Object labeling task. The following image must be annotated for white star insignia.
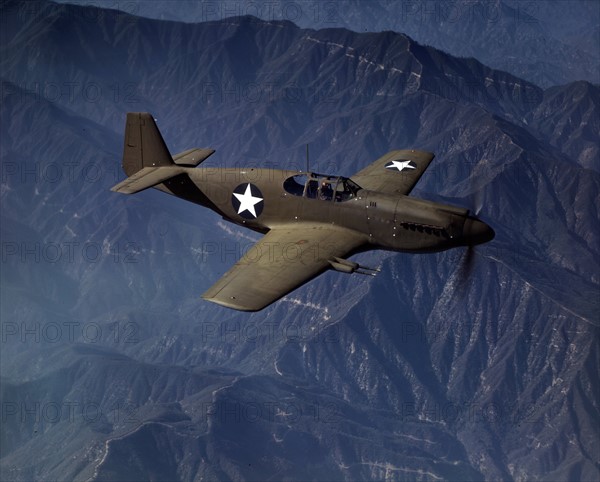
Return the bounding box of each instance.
[233,184,263,218]
[386,160,416,172]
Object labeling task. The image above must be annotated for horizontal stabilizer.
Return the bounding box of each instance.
[173,148,215,167]
[111,166,183,194]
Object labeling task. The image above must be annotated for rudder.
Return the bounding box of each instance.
[122,113,173,176]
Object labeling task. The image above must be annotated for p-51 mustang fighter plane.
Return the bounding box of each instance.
[112,113,494,311]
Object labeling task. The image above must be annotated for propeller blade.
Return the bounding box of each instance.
[473,187,484,216]
[455,246,476,295]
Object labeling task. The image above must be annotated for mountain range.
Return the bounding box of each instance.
[1,1,599,480]
[52,0,600,88]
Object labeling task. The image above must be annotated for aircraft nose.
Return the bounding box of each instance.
[462,217,495,246]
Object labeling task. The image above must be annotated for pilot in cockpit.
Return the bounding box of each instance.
[320,180,333,200]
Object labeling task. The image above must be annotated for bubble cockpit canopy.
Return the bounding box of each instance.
[283,173,362,202]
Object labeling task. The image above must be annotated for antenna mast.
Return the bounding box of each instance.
[306,144,309,173]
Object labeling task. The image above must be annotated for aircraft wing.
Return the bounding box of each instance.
[351,149,435,195]
[202,225,367,311]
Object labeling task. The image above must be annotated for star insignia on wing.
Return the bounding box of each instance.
[385,160,417,172]
[232,183,264,218]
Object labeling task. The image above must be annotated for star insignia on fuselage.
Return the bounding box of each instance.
[385,160,417,172]
[231,183,264,219]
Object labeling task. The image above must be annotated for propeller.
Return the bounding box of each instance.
[468,159,488,216]
[472,185,484,217]
[454,172,494,292]
[455,242,477,294]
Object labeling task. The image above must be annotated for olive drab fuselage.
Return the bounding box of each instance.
[158,167,473,253]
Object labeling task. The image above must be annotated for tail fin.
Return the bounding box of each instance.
[112,113,181,194]
[122,112,173,176]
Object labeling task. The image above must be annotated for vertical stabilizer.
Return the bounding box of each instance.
[122,113,173,176]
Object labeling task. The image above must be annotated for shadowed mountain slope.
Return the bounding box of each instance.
[1,1,598,480]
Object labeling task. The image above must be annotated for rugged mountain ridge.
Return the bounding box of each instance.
[51,0,600,88]
[1,1,599,481]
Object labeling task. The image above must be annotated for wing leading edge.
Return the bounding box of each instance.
[351,149,434,195]
[202,225,367,311]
